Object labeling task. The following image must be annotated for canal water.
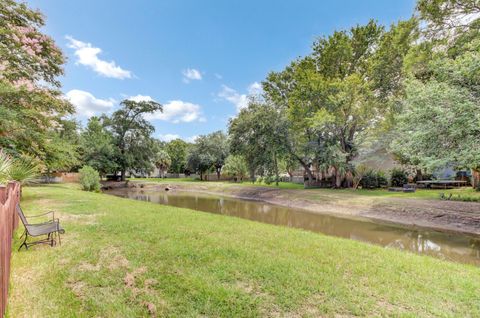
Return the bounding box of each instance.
[106,188,480,266]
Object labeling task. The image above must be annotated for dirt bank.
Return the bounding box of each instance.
[131,181,480,236]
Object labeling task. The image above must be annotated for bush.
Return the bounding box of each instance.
[264,175,274,185]
[390,168,408,187]
[359,169,387,189]
[79,166,101,192]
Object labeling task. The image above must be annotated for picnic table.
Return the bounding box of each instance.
[416,180,467,189]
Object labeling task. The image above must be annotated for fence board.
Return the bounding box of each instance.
[0,182,20,318]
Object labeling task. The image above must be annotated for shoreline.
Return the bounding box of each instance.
[122,180,480,237]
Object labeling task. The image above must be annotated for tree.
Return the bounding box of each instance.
[154,150,171,178]
[43,119,80,175]
[390,79,480,187]
[104,99,163,181]
[263,20,416,187]
[0,0,74,160]
[80,117,117,177]
[186,140,214,181]
[186,131,229,180]
[207,131,229,180]
[390,0,480,188]
[228,101,289,185]
[165,139,189,174]
[222,155,248,182]
[417,0,480,39]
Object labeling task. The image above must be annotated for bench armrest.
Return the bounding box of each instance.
[26,211,55,221]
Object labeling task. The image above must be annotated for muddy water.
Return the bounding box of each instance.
[106,188,480,266]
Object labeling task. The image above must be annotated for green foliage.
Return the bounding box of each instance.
[78,165,101,192]
[417,0,480,38]
[228,101,289,184]
[154,150,171,177]
[0,150,13,184]
[80,117,117,176]
[0,150,40,185]
[7,156,40,185]
[0,0,74,162]
[104,99,163,180]
[165,139,189,173]
[222,155,248,181]
[187,131,228,180]
[359,169,388,189]
[390,168,408,187]
[390,79,480,171]
[440,192,480,202]
[262,20,416,186]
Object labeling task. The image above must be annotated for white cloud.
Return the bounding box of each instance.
[128,94,154,103]
[214,73,223,80]
[128,95,205,123]
[185,135,199,143]
[248,82,262,95]
[218,85,248,111]
[158,134,181,142]
[182,68,202,83]
[66,89,115,117]
[66,36,132,79]
[217,82,261,111]
[158,134,199,143]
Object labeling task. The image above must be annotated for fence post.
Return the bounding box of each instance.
[0,185,7,317]
[0,185,6,205]
[7,182,19,230]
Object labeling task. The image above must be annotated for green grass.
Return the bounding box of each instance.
[129,177,304,189]
[9,184,480,317]
[132,177,480,200]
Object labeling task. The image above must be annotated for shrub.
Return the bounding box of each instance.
[359,169,387,189]
[264,175,274,185]
[390,168,408,187]
[8,156,40,185]
[222,155,248,181]
[79,166,101,192]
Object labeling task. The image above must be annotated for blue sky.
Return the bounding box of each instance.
[27,0,415,142]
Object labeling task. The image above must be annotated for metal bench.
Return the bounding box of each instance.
[16,204,65,251]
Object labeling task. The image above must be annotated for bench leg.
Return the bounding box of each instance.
[18,230,28,251]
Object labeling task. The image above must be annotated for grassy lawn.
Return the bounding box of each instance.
[131,177,480,200]
[8,184,480,317]
[129,177,305,190]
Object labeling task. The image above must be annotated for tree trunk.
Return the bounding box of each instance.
[273,152,279,186]
[472,168,480,189]
[334,167,342,188]
[216,167,221,180]
[200,171,203,181]
[416,169,423,182]
[121,169,126,181]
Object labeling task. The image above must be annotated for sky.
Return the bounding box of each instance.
[27,0,416,142]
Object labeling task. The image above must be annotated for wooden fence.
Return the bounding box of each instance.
[0,182,20,318]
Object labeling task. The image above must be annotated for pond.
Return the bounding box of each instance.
[105,188,480,266]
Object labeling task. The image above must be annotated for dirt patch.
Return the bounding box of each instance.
[123,267,166,316]
[132,182,480,236]
[78,262,100,271]
[66,280,87,299]
[58,213,102,225]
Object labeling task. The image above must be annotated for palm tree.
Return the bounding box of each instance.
[154,150,171,178]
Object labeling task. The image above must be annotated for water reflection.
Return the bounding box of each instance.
[107,188,480,266]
